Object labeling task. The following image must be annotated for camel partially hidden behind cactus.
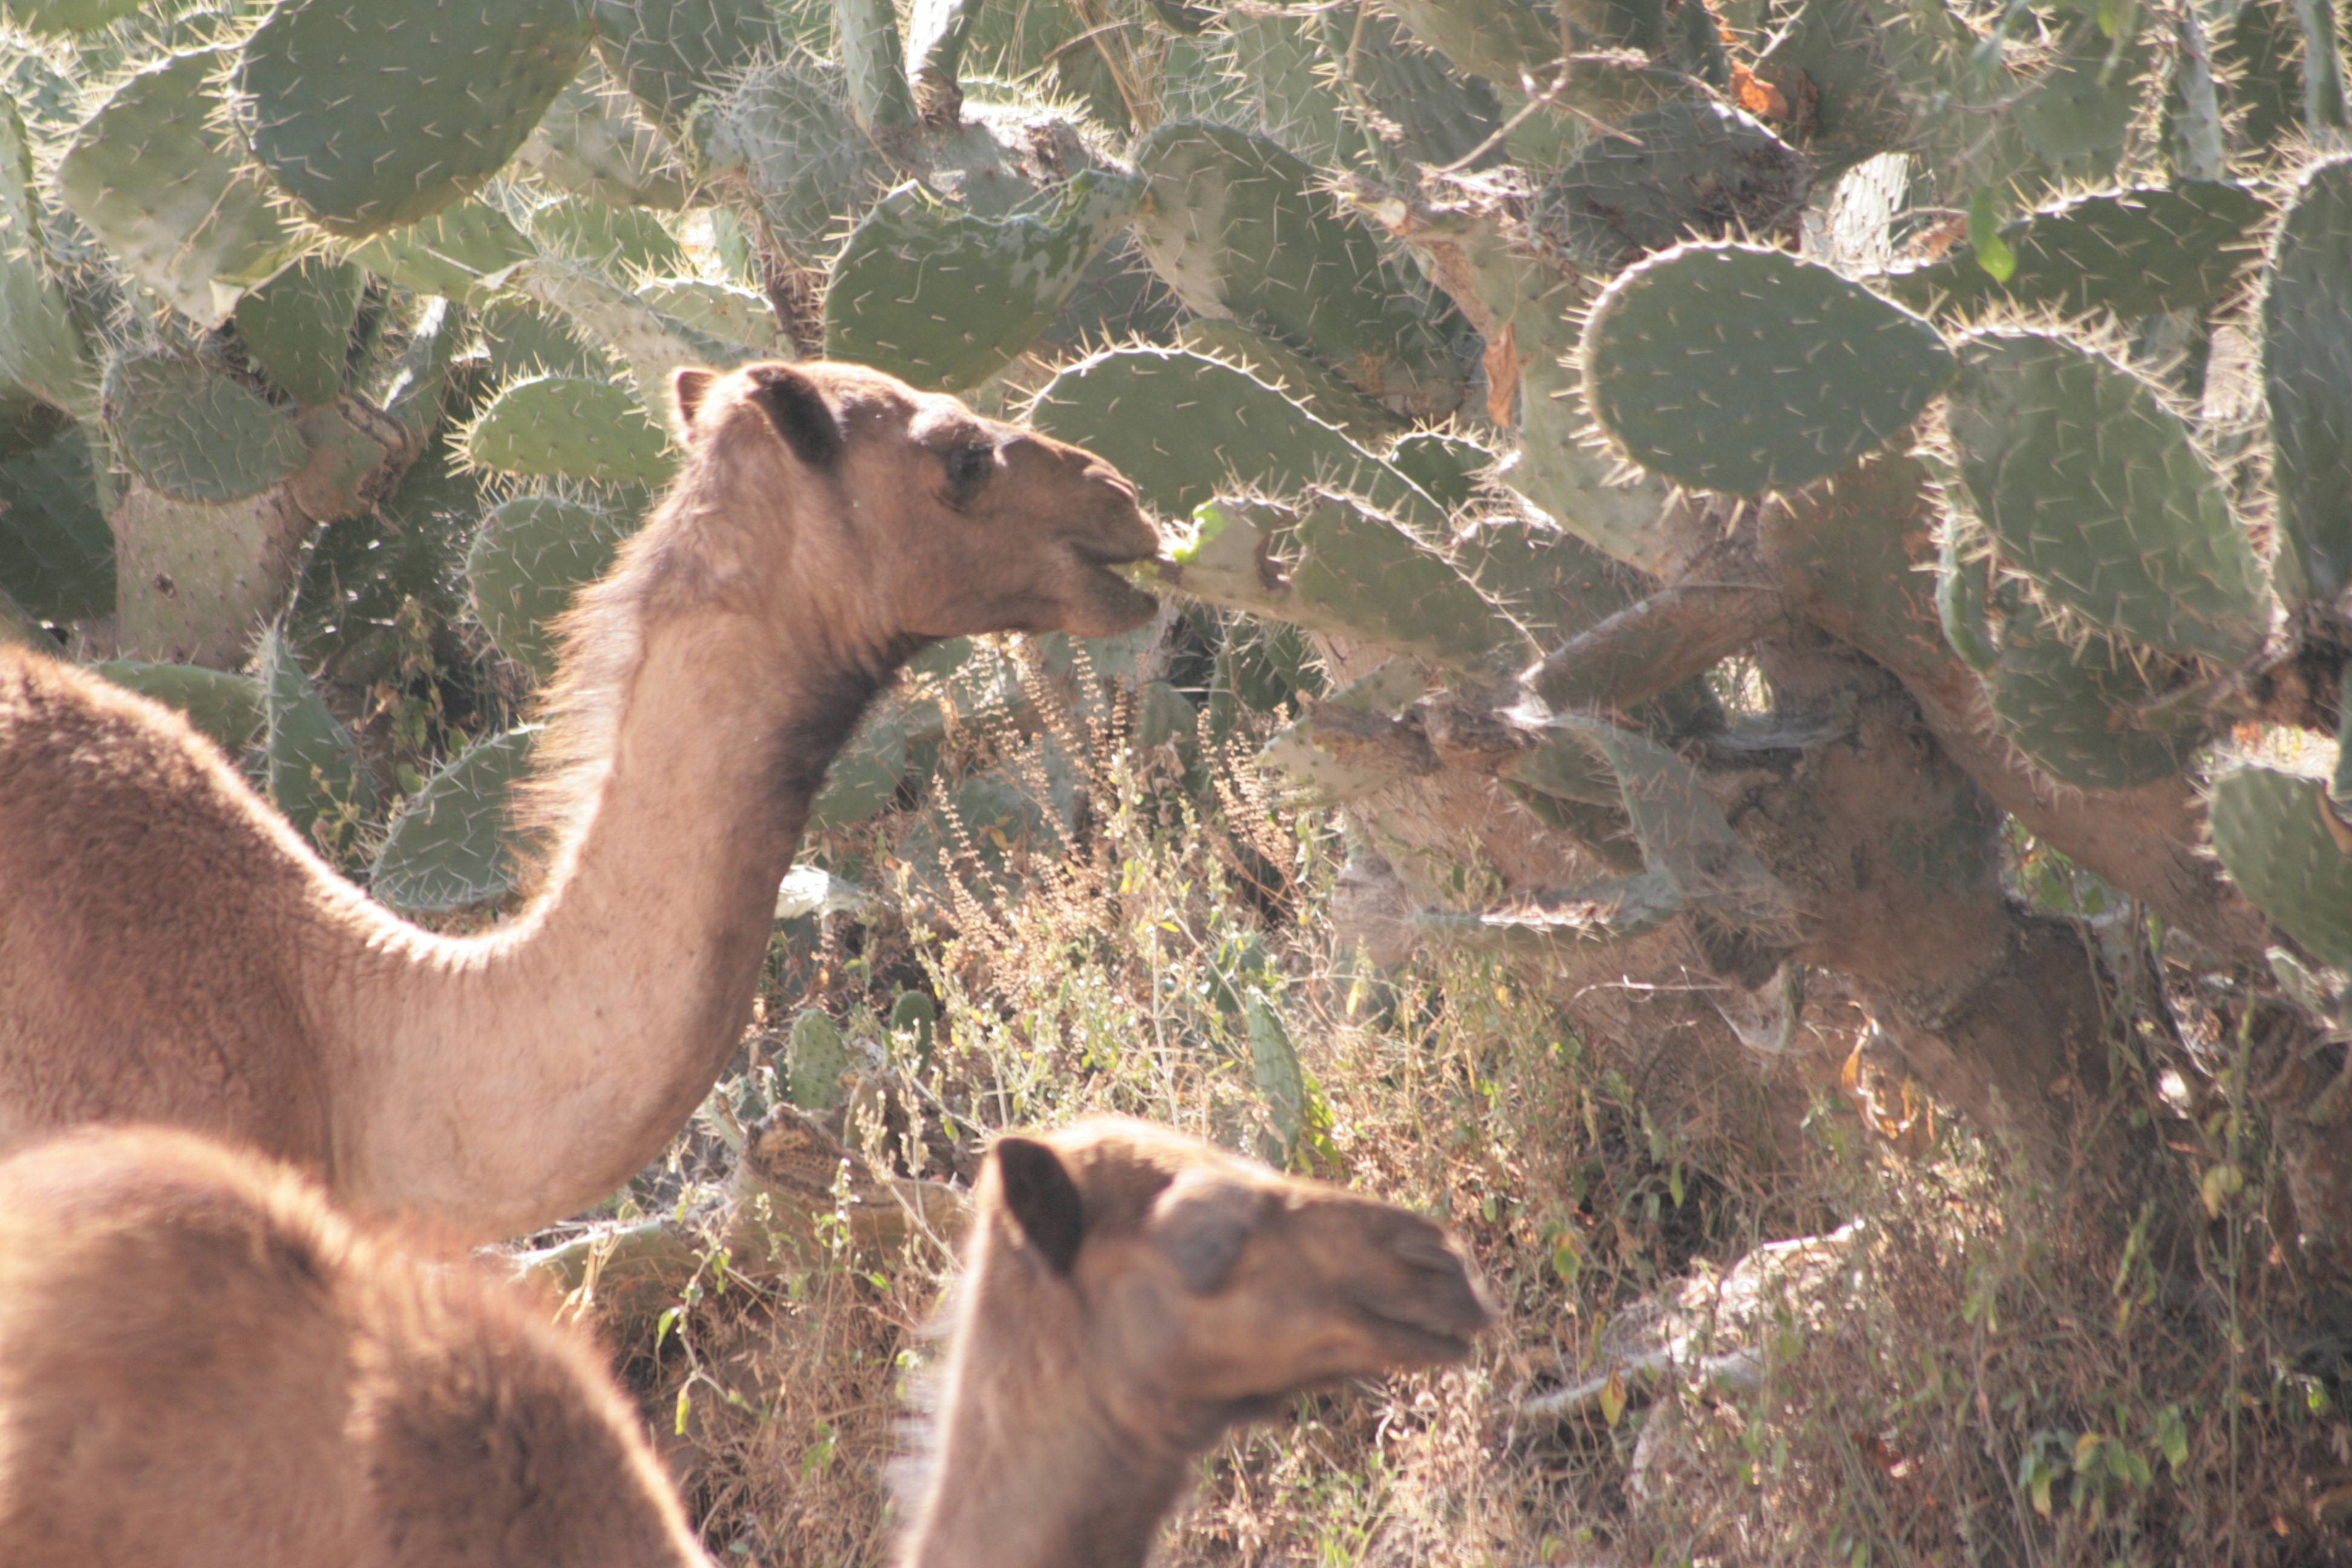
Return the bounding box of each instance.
[0,361,1160,1241]
[0,1119,1491,1568]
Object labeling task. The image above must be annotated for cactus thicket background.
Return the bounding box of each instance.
[3,0,2351,1560]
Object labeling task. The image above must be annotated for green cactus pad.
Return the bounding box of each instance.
[1534,103,1811,276]
[1887,183,2267,322]
[1025,345,1437,524]
[0,0,146,31]
[346,198,538,305]
[590,0,811,131]
[460,375,675,488]
[1947,330,2270,661]
[498,257,757,403]
[234,259,363,407]
[1174,321,1403,440]
[1129,120,1466,417]
[1579,241,1956,497]
[91,661,265,752]
[258,626,374,853]
[369,724,540,912]
[529,195,689,278]
[0,95,93,420]
[1242,992,1311,1157]
[1383,432,1492,517]
[809,708,912,831]
[102,354,307,505]
[1379,0,1559,93]
[1259,712,1414,804]
[637,279,788,353]
[1454,515,1639,646]
[825,172,1142,392]
[465,494,636,679]
[1982,587,2206,790]
[234,0,593,239]
[0,426,111,621]
[691,56,879,257]
[56,47,301,322]
[888,988,936,1068]
[1147,495,1530,674]
[515,65,689,211]
[787,1008,852,1109]
[2210,764,2352,970]
[2262,155,2352,608]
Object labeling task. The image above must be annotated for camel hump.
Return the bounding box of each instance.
[0,1126,711,1568]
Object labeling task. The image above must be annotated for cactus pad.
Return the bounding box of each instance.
[515,65,689,211]
[370,724,540,912]
[1026,345,1436,524]
[460,375,675,488]
[57,47,300,322]
[1130,120,1466,416]
[0,95,93,419]
[691,56,878,258]
[102,354,307,505]
[0,0,146,31]
[1981,584,2206,790]
[1946,330,2270,661]
[825,172,1142,391]
[91,661,265,752]
[234,259,362,407]
[637,279,789,353]
[465,494,636,679]
[258,626,374,853]
[1534,103,1811,275]
[2210,764,2352,970]
[0,426,111,620]
[1579,241,1956,497]
[809,708,912,831]
[1887,183,2267,322]
[234,0,593,238]
[590,0,810,131]
[2261,155,2352,607]
[346,198,538,305]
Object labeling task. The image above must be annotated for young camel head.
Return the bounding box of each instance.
[904,1117,1494,1567]
[664,361,1161,656]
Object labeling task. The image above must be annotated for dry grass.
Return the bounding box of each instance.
[527,654,2351,1568]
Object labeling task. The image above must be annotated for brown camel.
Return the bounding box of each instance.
[898,1116,1496,1568]
[0,1119,1489,1568]
[0,361,1158,1240]
[0,1124,715,1568]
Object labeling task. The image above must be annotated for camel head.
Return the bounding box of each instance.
[976,1117,1494,1448]
[668,360,1160,646]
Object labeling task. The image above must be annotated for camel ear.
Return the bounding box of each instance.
[994,1137,1085,1276]
[1151,1178,1266,1293]
[669,367,717,437]
[745,363,844,471]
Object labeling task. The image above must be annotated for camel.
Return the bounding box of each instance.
[0,1118,1491,1568]
[898,1116,1496,1568]
[0,360,1160,1240]
[0,1124,716,1568]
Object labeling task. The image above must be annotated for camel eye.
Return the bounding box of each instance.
[942,442,995,505]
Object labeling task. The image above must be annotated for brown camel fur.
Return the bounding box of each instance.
[0,1125,714,1568]
[0,361,1158,1240]
[900,1117,1496,1568]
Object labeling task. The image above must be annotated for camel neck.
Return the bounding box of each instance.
[325,589,909,1240]
[901,1288,1196,1568]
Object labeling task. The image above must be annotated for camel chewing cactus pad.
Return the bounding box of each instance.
[1578,242,1955,497]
